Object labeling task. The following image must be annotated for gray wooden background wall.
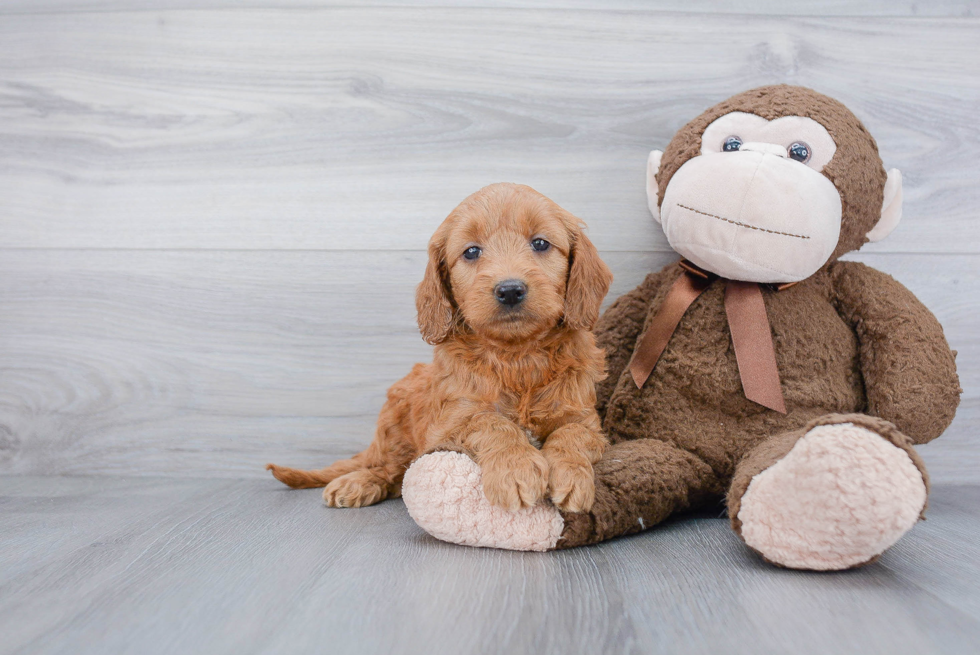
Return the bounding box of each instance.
[1,1,977,483]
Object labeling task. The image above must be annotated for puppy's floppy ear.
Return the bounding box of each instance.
[416,223,456,345]
[563,216,613,331]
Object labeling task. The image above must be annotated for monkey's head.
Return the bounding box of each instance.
[647,85,903,283]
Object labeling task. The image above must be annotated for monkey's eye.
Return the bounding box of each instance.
[462,246,482,260]
[788,141,811,163]
[530,238,551,252]
[723,136,742,152]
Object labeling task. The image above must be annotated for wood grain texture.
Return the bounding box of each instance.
[0,5,977,482]
[1,476,979,655]
[0,249,669,477]
[1,1,977,16]
[0,9,978,253]
[0,249,975,481]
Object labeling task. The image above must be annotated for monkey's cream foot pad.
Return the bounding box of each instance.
[737,423,928,570]
[402,451,565,551]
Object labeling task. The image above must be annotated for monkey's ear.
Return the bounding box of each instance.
[416,228,455,345]
[867,168,903,242]
[564,222,613,331]
[646,150,664,223]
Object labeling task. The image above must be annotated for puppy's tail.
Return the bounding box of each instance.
[266,462,344,489]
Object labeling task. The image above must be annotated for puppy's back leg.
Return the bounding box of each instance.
[265,416,410,493]
[321,396,420,507]
[267,367,426,506]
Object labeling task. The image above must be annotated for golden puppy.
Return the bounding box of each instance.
[267,183,613,512]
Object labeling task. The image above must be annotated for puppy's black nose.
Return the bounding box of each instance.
[494,280,527,307]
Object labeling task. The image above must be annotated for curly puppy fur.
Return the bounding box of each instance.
[267,183,613,512]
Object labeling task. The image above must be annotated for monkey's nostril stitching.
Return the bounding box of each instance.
[676,204,810,240]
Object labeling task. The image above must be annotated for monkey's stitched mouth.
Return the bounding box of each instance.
[676,204,810,240]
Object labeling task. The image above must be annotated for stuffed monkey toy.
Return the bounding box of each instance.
[401,85,961,570]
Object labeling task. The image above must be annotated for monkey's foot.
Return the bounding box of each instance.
[736,422,927,570]
[402,451,565,551]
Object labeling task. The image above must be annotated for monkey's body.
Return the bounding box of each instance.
[401,85,961,569]
[600,259,957,466]
[556,258,957,561]
[599,263,864,467]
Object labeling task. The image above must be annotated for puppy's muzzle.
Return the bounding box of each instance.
[494,279,527,307]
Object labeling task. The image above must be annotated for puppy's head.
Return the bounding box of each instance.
[417,183,612,344]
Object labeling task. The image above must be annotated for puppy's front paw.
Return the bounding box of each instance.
[480,450,549,511]
[546,457,595,513]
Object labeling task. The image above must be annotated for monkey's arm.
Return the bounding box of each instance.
[829,261,961,444]
[594,263,677,419]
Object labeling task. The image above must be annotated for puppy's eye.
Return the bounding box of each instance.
[787,141,811,163]
[723,136,742,152]
[530,238,550,252]
[462,246,482,261]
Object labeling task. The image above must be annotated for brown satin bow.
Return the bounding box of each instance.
[628,260,789,414]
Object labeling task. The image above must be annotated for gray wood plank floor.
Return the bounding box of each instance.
[1,477,979,655]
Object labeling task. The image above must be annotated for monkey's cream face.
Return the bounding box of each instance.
[657,112,843,283]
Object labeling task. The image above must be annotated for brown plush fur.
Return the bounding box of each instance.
[268,183,613,512]
[556,86,961,552]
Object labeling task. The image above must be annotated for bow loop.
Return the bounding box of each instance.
[627,261,787,414]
